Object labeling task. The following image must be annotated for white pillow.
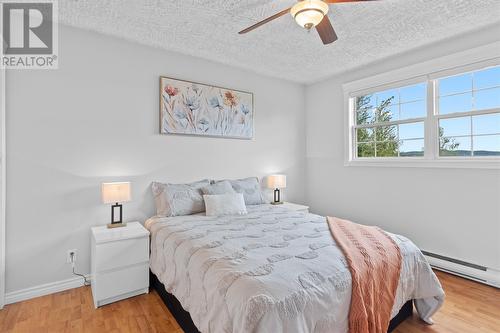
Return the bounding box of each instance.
[204,193,247,216]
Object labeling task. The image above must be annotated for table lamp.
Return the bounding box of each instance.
[101,182,131,228]
[267,174,286,205]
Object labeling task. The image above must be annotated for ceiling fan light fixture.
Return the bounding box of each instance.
[290,0,329,30]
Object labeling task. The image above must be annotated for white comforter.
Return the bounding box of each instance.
[147,204,444,333]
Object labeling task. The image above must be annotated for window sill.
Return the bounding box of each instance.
[345,158,500,169]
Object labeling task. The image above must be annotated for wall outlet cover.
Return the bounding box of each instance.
[67,249,77,264]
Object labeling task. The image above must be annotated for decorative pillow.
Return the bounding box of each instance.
[151,179,210,216]
[204,193,247,216]
[225,177,266,205]
[201,180,236,195]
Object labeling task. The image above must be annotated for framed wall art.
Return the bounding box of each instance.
[160,76,254,139]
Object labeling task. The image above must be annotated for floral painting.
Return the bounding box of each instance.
[160,77,254,139]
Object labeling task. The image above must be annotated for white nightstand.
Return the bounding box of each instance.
[90,222,150,308]
[282,202,309,213]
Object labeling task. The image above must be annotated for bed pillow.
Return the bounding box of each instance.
[201,180,236,195]
[223,177,266,205]
[151,179,210,217]
[204,193,247,216]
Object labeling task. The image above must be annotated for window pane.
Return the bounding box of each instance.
[439,136,471,156]
[356,108,374,125]
[376,89,398,106]
[357,143,375,157]
[400,100,426,119]
[375,125,397,142]
[474,66,500,90]
[439,92,473,114]
[374,105,398,123]
[400,83,426,103]
[473,135,500,156]
[357,127,374,143]
[400,139,424,157]
[356,95,376,110]
[439,117,471,137]
[472,113,500,135]
[376,141,399,157]
[474,87,500,111]
[399,122,424,140]
[387,104,399,121]
[439,73,472,96]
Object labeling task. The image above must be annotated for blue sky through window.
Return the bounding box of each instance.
[400,83,426,103]
[399,122,424,139]
[473,113,500,135]
[475,67,500,89]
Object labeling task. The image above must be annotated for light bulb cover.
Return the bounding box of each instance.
[290,0,329,29]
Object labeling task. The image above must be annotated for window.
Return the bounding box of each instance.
[355,83,426,158]
[348,63,500,167]
[437,66,500,157]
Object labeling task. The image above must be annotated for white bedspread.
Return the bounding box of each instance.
[147,204,444,333]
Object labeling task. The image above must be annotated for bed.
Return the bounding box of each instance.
[146,204,444,333]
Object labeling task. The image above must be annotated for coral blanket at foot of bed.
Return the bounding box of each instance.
[327,216,402,333]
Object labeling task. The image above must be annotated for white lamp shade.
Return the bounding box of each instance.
[267,175,287,189]
[290,0,329,29]
[101,182,131,204]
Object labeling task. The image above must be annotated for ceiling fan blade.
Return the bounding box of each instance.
[239,7,291,34]
[316,16,338,45]
[324,0,377,3]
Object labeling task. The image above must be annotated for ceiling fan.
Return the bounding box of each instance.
[239,0,376,45]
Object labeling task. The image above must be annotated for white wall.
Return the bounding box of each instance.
[305,25,500,270]
[5,25,306,293]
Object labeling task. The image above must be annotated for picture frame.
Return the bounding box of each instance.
[159,76,254,139]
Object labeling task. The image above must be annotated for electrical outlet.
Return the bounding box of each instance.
[67,249,77,264]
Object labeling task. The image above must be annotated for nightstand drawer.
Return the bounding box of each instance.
[94,262,149,302]
[95,236,148,272]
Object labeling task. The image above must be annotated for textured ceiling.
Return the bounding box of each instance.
[60,0,500,83]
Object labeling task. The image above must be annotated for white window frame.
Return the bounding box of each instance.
[344,42,500,169]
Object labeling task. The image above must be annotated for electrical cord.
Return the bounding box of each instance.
[72,265,91,286]
[70,252,91,286]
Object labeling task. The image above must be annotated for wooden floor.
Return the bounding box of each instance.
[0,287,183,333]
[393,270,500,333]
[0,270,499,333]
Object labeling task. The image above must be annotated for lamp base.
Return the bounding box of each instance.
[107,222,127,229]
[271,201,283,205]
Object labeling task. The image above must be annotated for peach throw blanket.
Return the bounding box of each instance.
[327,216,402,333]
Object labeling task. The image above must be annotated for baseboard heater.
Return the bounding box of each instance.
[422,251,500,288]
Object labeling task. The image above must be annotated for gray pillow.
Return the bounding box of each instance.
[222,177,265,205]
[151,179,210,216]
[201,180,235,195]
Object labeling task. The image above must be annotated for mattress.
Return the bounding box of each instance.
[146,204,444,333]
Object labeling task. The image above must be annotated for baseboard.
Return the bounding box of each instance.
[425,255,500,288]
[5,274,90,305]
